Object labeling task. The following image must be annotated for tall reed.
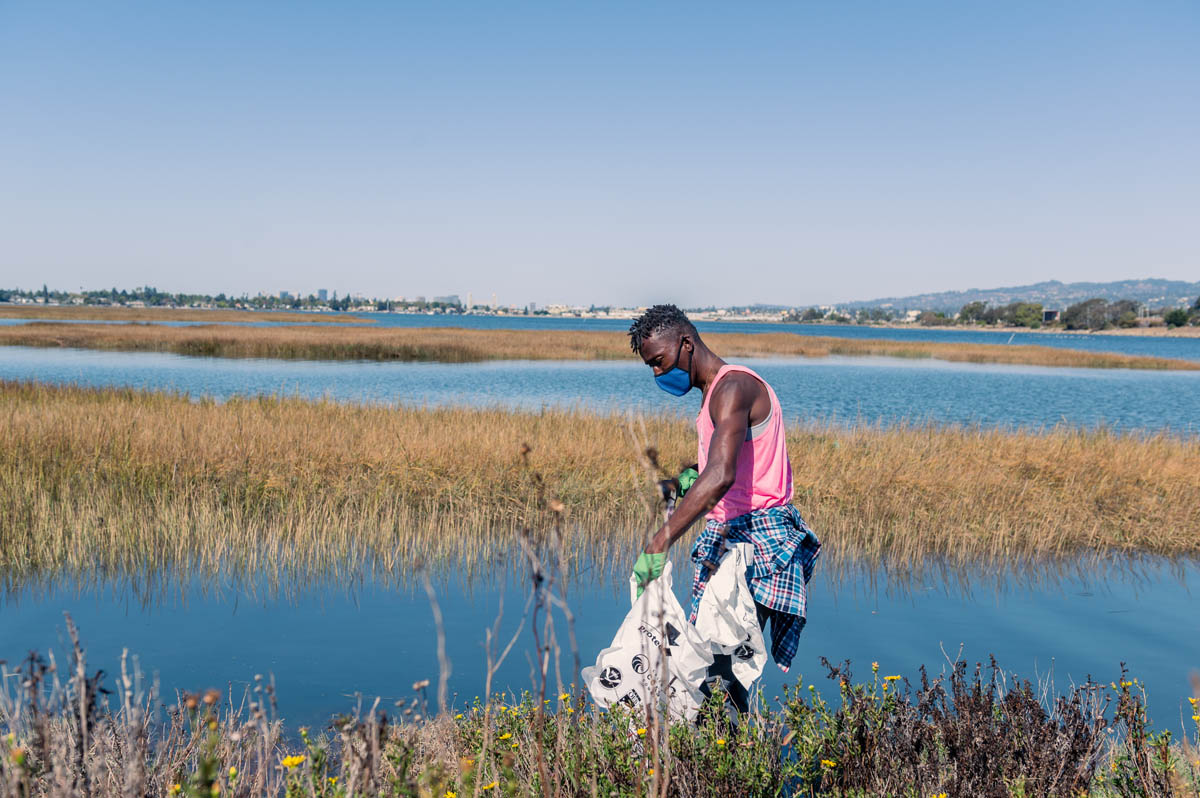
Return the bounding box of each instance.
[2,322,1196,370]
[3,380,1198,594]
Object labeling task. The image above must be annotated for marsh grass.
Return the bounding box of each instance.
[3,380,1199,594]
[1,615,1197,796]
[2,322,1198,370]
[0,306,370,324]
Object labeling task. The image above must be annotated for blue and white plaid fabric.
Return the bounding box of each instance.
[689,503,821,672]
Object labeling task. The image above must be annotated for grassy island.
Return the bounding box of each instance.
[3,380,1198,592]
[2,322,1198,370]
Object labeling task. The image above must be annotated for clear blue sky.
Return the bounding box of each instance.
[2,1,1196,307]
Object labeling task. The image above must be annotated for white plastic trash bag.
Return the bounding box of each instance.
[694,542,768,690]
[582,561,712,721]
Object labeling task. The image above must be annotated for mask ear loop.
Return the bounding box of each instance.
[679,336,694,388]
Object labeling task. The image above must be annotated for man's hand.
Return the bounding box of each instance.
[632,551,666,598]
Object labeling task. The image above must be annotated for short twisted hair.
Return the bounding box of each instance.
[628,304,696,354]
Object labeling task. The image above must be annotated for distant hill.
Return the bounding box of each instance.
[844,279,1200,314]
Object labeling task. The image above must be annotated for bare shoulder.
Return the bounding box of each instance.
[710,370,762,413]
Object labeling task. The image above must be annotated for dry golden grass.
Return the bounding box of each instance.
[2,322,1197,370]
[3,380,1198,592]
[0,304,371,323]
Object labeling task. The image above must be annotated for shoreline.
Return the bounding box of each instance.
[867,321,1200,338]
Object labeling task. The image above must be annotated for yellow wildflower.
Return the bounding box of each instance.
[716,738,726,746]
[648,768,655,776]
[482,782,499,791]
[210,784,220,796]
[560,693,570,701]
[169,786,181,797]
[636,728,647,737]
[328,777,337,785]
[567,707,574,714]
[1192,714,1200,722]
[281,754,306,769]
[455,713,463,720]
[820,758,837,768]
[446,793,458,798]
[885,675,901,681]
[228,766,238,779]
[497,732,512,741]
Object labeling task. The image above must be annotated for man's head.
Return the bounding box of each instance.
[629,304,696,357]
[629,305,701,394]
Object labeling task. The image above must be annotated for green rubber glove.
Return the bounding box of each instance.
[632,551,667,598]
[677,467,699,496]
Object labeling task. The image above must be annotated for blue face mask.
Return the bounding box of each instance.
[654,340,693,396]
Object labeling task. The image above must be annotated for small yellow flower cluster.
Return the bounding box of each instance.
[931,793,948,798]
[281,754,306,769]
[716,738,726,747]
[445,792,458,798]
[636,728,647,737]
[168,786,181,797]
[820,758,837,768]
[884,675,901,682]
[497,732,512,741]
[482,781,499,791]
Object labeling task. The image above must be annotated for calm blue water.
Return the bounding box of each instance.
[6,311,1200,361]
[2,556,1196,730]
[4,346,1198,433]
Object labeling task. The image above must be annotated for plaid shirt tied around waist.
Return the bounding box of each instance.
[689,503,821,672]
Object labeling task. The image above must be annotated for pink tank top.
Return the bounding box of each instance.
[696,365,793,522]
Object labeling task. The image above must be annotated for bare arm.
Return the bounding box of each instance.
[645,376,756,554]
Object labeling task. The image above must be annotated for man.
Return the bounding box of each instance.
[628,304,820,709]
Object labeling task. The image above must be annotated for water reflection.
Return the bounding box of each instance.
[2,549,1196,728]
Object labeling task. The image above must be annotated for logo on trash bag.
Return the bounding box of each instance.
[733,643,756,661]
[631,654,649,674]
[619,690,642,707]
[599,666,623,689]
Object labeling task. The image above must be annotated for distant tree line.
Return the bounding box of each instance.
[0,286,465,313]
[782,294,1200,330]
[783,307,895,324]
